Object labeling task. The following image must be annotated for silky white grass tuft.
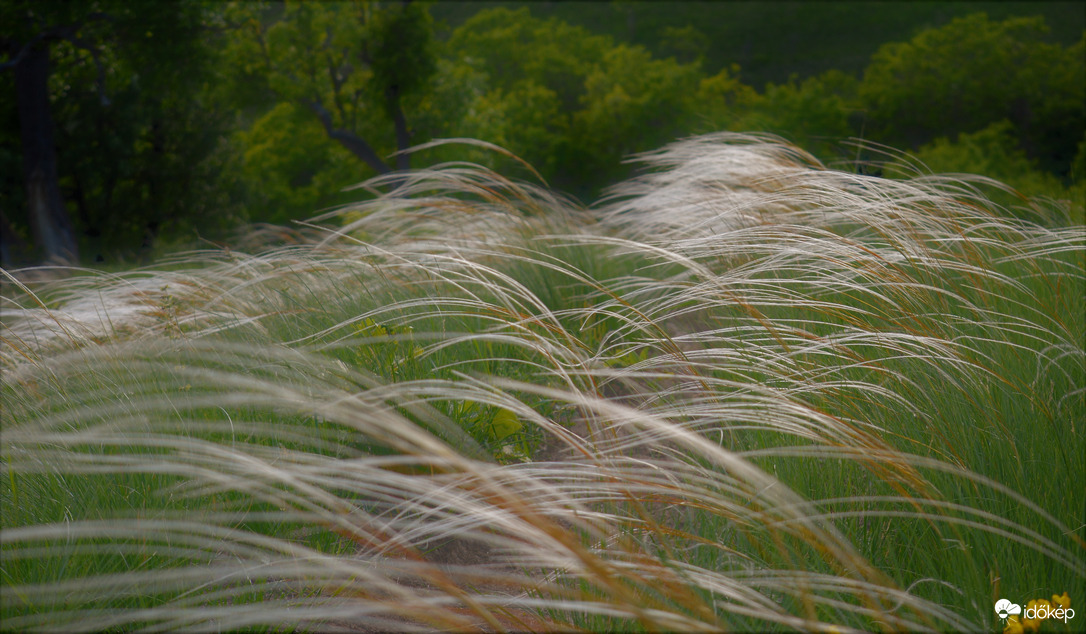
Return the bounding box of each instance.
[2,133,1083,631]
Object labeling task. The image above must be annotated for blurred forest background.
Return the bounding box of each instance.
[3,0,1084,266]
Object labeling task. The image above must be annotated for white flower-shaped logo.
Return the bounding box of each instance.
[995,598,1022,620]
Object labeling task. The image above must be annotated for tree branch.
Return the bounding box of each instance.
[66,35,110,106]
[305,99,391,174]
[1,27,62,71]
[1,12,112,74]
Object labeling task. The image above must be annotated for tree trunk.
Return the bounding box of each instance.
[0,209,31,268]
[386,85,411,172]
[14,41,78,263]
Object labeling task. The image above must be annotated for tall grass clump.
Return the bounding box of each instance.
[2,132,1083,632]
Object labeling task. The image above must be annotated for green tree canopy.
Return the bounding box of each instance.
[2,0,234,264]
[859,13,1085,177]
[446,7,702,199]
[234,102,361,224]
[891,120,1084,225]
[696,68,859,165]
[219,0,438,176]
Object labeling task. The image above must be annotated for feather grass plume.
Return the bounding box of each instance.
[2,133,1083,631]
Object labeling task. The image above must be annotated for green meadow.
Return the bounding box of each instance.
[2,133,1083,631]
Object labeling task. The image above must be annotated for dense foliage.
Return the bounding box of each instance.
[1,0,241,264]
[1,1,1083,264]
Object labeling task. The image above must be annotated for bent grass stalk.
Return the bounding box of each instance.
[1,133,1083,631]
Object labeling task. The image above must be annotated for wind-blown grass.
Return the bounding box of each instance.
[2,132,1083,632]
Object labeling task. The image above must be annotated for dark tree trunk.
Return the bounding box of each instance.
[386,85,411,172]
[1,209,32,268]
[14,42,77,263]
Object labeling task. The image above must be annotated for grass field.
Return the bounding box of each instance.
[2,133,1083,632]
